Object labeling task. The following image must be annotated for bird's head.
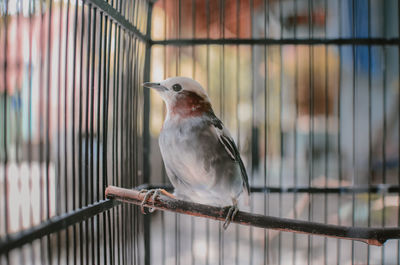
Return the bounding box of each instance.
[143,77,212,119]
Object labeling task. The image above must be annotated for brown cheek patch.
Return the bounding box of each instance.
[171,91,212,117]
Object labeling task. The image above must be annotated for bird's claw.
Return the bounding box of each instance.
[223,205,239,230]
[139,189,161,214]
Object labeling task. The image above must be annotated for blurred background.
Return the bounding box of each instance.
[0,0,399,264]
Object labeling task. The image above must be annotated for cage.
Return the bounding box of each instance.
[0,0,400,264]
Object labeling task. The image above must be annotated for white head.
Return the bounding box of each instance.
[143,77,213,119]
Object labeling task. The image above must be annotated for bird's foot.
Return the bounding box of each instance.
[139,189,160,214]
[139,188,175,214]
[223,204,239,230]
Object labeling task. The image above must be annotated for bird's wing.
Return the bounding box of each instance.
[206,111,250,199]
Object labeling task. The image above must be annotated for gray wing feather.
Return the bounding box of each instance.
[207,112,250,196]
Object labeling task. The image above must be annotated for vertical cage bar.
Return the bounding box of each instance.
[264,1,270,264]
[96,10,104,265]
[28,0,36,263]
[64,0,71,264]
[161,1,167,264]
[249,0,255,264]
[38,0,46,262]
[278,0,283,264]
[102,11,109,265]
[398,1,400,264]
[337,0,343,263]
[293,0,299,264]
[78,3,86,264]
[71,0,79,262]
[84,5,92,264]
[381,1,388,264]
[119,26,125,265]
[56,0,65,262]
[111,17,118,265]
[2,0,9,263]
[398,0,400,263]
[308,0,315,263]
[367,0,372,262]
[15,0,24,260]
[90,7,97,264]
[45,0,54,263]
[190,1,196,264]
[176,1,181,263]
[323,0,329,264]
[206,1,211,264]
[105,13,113,265]
[143,2,154,265]
[263,1,269,264]
[351,0,357,263]
[116,20,123,265]
[234,1,240,264]
[220,1,225,265]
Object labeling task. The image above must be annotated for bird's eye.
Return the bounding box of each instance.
[172,84,182,92]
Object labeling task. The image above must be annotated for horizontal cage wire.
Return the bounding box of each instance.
[0,0,400,265]
[0,0,150,264]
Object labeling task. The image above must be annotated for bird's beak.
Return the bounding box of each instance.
[142,82,167,92]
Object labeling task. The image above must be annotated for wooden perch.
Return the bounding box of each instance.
[105,185,400,246]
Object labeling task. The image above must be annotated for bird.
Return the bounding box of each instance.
[142,77,250,229]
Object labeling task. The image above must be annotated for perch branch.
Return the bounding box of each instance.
[105,185,400,246]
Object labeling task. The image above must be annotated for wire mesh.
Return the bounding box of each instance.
[0,0,149,264]
[1,0,400,265]
[148,0,400,264]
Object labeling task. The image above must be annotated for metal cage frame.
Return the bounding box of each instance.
[1,0,400,264]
